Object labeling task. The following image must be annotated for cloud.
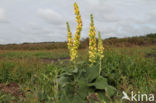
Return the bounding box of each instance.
[37,8,64,25]
[147,10,156,24]
[81,0,156,37]
[0,8,8,23]
[0,0,156,44]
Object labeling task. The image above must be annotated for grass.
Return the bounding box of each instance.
[0,2,155,102]
[0,49,69,59]
[0,45,155,102]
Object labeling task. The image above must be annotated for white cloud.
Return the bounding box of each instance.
[147,10,156,24]
[37,8,64,25]
[82,0,156,37]
[0,8,8,23]
[0,0,156,44]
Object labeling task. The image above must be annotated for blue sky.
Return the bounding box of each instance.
[0,0,156,44]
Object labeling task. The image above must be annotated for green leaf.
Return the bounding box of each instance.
[60,84,75,100]
[59,94,72,103]
[89,76,116,97]
[89,76,108,90]
[72,68,79,74]
[98,91,111,103]
[105,85,116,97]
[58,76,71,87]
[72,95,85,103]
[61,72,72,76]
[77,80,92,99]
[86,66,99,82]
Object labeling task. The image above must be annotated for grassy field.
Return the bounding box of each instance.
[0,1,155,102]
[0,44,156,103]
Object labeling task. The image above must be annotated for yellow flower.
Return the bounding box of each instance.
[66,22,73,50]
[66,2,82,63]
[66,22,73,59]
[89,14,97,64]
[98,32,104,75]
[98,32,104,59]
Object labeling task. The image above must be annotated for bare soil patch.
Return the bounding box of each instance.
[0,82,25,97]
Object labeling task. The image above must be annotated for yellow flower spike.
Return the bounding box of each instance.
[66,22,73,49]
[71,2,82,62]
[98,32,104,75]
[66,22,73,60]
[98,32,104,59]
[66,2,82,63]
[89,14,97,64]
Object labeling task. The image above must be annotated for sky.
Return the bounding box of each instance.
[0,0,156,44]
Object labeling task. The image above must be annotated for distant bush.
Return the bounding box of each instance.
[0,33,156,50]
[146,33,156,38]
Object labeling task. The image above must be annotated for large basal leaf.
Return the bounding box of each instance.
[89,76,108,90]
[86,66,99,82]
[89,76,116,97]
[77,79,93,99]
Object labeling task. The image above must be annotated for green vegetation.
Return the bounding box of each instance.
[0,45,155,102]
[0,2,156,103]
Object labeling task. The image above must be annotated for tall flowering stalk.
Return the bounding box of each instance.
[66,22,73,58]
[89,14,97,64]
[66,2,82,63]
[98,32,104,74]
[71,2,82,62]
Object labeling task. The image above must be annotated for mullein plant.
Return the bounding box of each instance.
[64,3,111,102]
[66,22,73,59]
[66,3,104,74]
[88,14,104,75]
[98,32,104,75]
[66,2,82,64]
[88,14,97,64]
